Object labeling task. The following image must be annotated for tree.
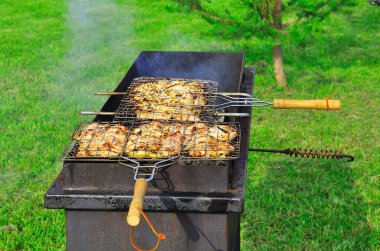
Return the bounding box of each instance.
[181,0,354,88]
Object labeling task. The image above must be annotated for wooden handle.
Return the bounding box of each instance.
[273,99,340,110]
[127,178,148,226]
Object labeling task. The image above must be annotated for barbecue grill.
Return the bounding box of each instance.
[45,51,252,250]
[44,51,351,251]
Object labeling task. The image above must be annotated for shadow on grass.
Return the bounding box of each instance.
[242,157,373,250]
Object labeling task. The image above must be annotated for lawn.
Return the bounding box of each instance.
[0,0,379,250]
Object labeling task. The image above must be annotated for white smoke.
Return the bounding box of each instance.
[52,0,139,114]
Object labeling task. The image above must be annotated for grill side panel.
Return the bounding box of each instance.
[66,211,231,251]
[62,161,229,193]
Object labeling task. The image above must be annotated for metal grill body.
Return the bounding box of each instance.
[45,51,254,251]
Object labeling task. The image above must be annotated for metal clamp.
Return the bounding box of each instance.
[213,93,272,111]
[119,155,180,181]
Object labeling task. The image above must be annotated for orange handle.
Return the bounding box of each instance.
[273,99,340,110]
[129,207,166,251]
[127,178,148,226]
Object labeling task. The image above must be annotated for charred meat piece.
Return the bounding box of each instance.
[124,121,184,159]
[183,124,237,158]
[74,122,128,157]
[128,79,207,121]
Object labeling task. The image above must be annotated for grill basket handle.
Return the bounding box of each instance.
[127,178,148,226]
[273,99,340,110]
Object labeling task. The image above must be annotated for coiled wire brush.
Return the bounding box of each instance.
[249,148,354,162]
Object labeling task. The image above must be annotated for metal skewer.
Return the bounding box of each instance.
[80,110,250,118]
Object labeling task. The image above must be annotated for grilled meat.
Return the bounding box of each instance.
[183,124,238,158]
[74,123,129,157]
[134,104,203,121]
[128,79,207,121]
[71,121,237,159]
[124,121,184,159]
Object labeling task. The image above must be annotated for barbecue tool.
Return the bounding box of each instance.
[120,156,180,226]
[249,148,354,162]
[82,77,340,122]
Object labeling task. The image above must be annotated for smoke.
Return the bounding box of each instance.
[51,0,242,122]
[134,51,243,92]
[52,0,139,115]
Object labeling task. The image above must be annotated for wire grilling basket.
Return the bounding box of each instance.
[62,121,241,163]
[83,77,341,122]
[93,77,220,122]
[114,100,216,122]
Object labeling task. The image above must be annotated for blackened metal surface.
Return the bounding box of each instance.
[229,67,254,213]
[45,173,241,212]
[62,161,229,194]
[66,210,232,251]
[228,213,241,251]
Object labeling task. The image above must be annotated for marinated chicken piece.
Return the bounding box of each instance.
[124,121,184,159]
[74,123,128,157]
[186,142,235,158]
[70,121,238,160]
[183,123,207,145]
[135,105,202,121]
[183,124,238,158]
[208,125,238,141]
[127,78,209,121]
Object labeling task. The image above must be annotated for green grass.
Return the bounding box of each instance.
[0,0,379,250]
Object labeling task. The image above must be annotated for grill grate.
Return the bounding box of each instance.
[181,123,241,160]
[114,101,216,122]
[62,122,130,160]
[114,77,218,122]
[62,121,240,162]
[125,77,218,96]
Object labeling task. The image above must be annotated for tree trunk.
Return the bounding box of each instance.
[272,0,287,88]
[273,40,287,88]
